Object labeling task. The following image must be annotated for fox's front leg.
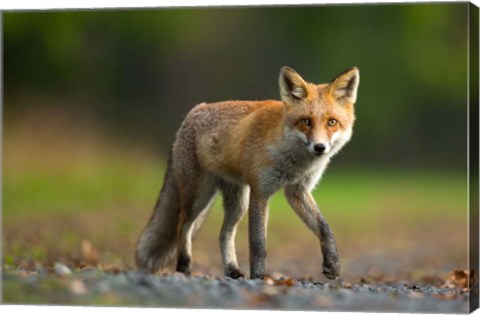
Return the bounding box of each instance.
[248,191,269,279]
[284,184,340,279]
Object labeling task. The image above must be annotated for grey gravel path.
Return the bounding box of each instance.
[2,267,470,313]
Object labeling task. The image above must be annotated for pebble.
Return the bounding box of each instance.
[54,263,72,276]
[2,268,470,313]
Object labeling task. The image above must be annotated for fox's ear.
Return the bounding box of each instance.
[328,67,360,104]
[279,66,308,103]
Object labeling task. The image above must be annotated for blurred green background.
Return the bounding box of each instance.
[2,3,469,282]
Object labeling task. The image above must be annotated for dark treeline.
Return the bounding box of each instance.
[4,3,469,170]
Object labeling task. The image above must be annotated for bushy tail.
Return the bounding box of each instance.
[135,154,180,273]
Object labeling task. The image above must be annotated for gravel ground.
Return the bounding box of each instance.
[2,265,471,313]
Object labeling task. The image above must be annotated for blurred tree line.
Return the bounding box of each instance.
[4,3,469,170]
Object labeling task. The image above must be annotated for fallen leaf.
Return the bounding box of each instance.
[101,264,121,274]
[445,269,469,289]
[275,277,295,287]
[342,282,352,289]
[263,274,295,287]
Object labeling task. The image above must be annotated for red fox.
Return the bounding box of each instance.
[135,66,359,279]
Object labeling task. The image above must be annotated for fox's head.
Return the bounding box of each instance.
[279,66,359,158]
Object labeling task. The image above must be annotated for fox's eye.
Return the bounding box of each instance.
[301,118,311,126]
[327,119,338,127]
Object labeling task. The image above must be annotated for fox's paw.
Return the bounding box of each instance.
[322,259,340,280]
[176,265,191,275]
[175,254,192,275]
[225,264,246,279]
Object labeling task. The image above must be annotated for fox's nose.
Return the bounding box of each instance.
[313,143,326,155]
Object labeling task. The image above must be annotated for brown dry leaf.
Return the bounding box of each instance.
[342,282,353,289]
[81,239,100,265]
[101,264,121,274]
[445,269,469,289]
[274,277,295,287]
[263,274,295,287]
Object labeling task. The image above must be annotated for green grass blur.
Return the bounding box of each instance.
[3,153,165,219]
[4,147,466,222]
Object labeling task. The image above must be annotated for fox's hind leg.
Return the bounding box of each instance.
[175,173,217,274]
[219,181,249,278]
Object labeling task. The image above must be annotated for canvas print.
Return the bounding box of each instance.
[2,2,479,313]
